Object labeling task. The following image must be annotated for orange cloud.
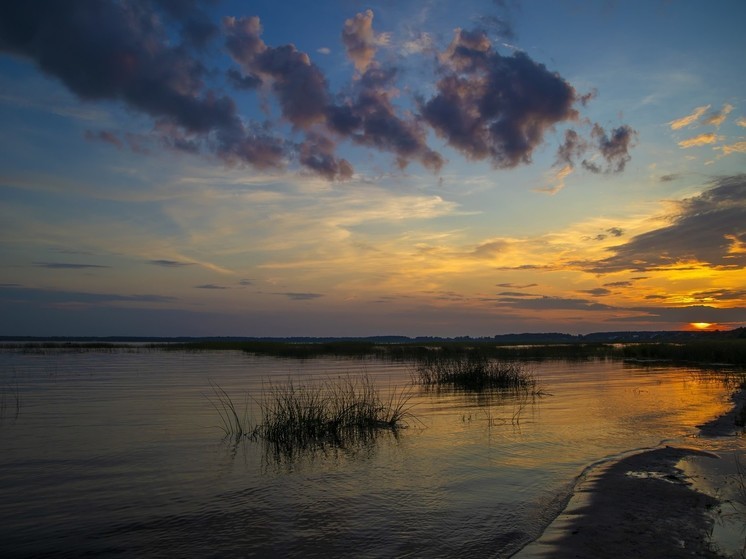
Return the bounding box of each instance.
[669,105,710,130]
[677,133,721,148]
[535,164,573,195]
[703,103,733,127]
[715,141,746,156]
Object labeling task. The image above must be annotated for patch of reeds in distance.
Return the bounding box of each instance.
[615,340,746,367]
[412,354,541,393]
[206,375,416,453]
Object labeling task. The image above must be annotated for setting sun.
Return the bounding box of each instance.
[690,322,716,330]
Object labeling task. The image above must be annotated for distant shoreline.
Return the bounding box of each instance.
[1,326,745,344]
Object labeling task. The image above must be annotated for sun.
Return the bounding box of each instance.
[690,322,715,330]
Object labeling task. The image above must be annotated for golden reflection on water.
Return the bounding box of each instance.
[1,351,741,558]
[401,360,735,473]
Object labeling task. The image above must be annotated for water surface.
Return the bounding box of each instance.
[0,349,735,557]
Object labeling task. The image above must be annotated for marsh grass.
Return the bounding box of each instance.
[207,375,415,452]
[205,380,254,441]
[616,340,746,366]
[413,355,538,392]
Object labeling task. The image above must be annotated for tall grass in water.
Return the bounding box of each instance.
[413,355,538,392]
[207,375,414,451]
[258,376,413,452]
[205,380,254,441]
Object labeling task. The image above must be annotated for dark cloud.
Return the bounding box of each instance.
[585,233,607,242]
[274,292,324,301]
[660,173,680,182]
[689,288,746,302]
[607,305,746,325]
[0,1,292,172]
[328,66,444,172]
[238,279,253,286]
[0,285,175,304]
[603,281,633,288]
[226,68,262,90]
[0,2,237,132]
[299,134,354,181]
[149,0,219,49]
[224,16,329,129]
[556,123,637,176]
[148,259,194,267]
[585,174,746,273]
[496,282,538,288]
[578,288,612,297]
[556,129,587,167]
[421,29,579,168]
[84,130,123,149]
[194,284,228,289]
[0,3,633,181]
[495,264,554,271]
[494,295,616,312]
[214,120,288,170]
[34,262,109,269]
[582,124,637,174]
[497,291,538,297]
[584,227,623,242]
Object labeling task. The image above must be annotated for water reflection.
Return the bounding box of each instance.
[0,349,741,558]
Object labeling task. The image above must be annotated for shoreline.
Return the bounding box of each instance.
[515,387,745,559]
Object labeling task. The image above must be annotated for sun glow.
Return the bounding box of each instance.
[690,322,715,330]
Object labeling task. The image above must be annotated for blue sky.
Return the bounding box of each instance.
[1,0,745,337]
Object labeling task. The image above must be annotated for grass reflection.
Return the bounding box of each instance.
[207,375,416,460]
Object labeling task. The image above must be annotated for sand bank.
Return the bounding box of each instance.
[515,389,745,559]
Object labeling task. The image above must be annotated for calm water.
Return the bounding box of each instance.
[0,349,736,558]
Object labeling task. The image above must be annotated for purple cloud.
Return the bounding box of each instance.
[148,259,194,268]
[0,3,635,182]
[421,29,580,168]
[34,262,109,269]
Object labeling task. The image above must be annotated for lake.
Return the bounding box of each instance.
[0,348,737,558]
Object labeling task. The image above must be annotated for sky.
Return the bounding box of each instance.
[0,0,745,338]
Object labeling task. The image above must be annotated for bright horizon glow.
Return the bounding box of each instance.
[0,1,745,337]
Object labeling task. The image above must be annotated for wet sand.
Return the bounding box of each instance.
[516,389,745,559]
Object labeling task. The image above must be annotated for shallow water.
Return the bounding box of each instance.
[0,349,737,558]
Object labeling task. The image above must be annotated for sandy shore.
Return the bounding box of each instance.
[515,389,745,559]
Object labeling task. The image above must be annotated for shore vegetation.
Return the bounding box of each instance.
[206,375,415,452]
[412,355,538,392]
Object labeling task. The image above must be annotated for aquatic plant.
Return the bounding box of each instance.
[205,380,254,441]
[207,375,415,450]
[412,355,537,392]
[258,375,414,449]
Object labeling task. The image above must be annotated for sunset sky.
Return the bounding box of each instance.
[1,0,745,337]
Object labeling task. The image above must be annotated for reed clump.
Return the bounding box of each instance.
[258,376,413,450]
[413,355,537,392]
[207,375,415,450]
